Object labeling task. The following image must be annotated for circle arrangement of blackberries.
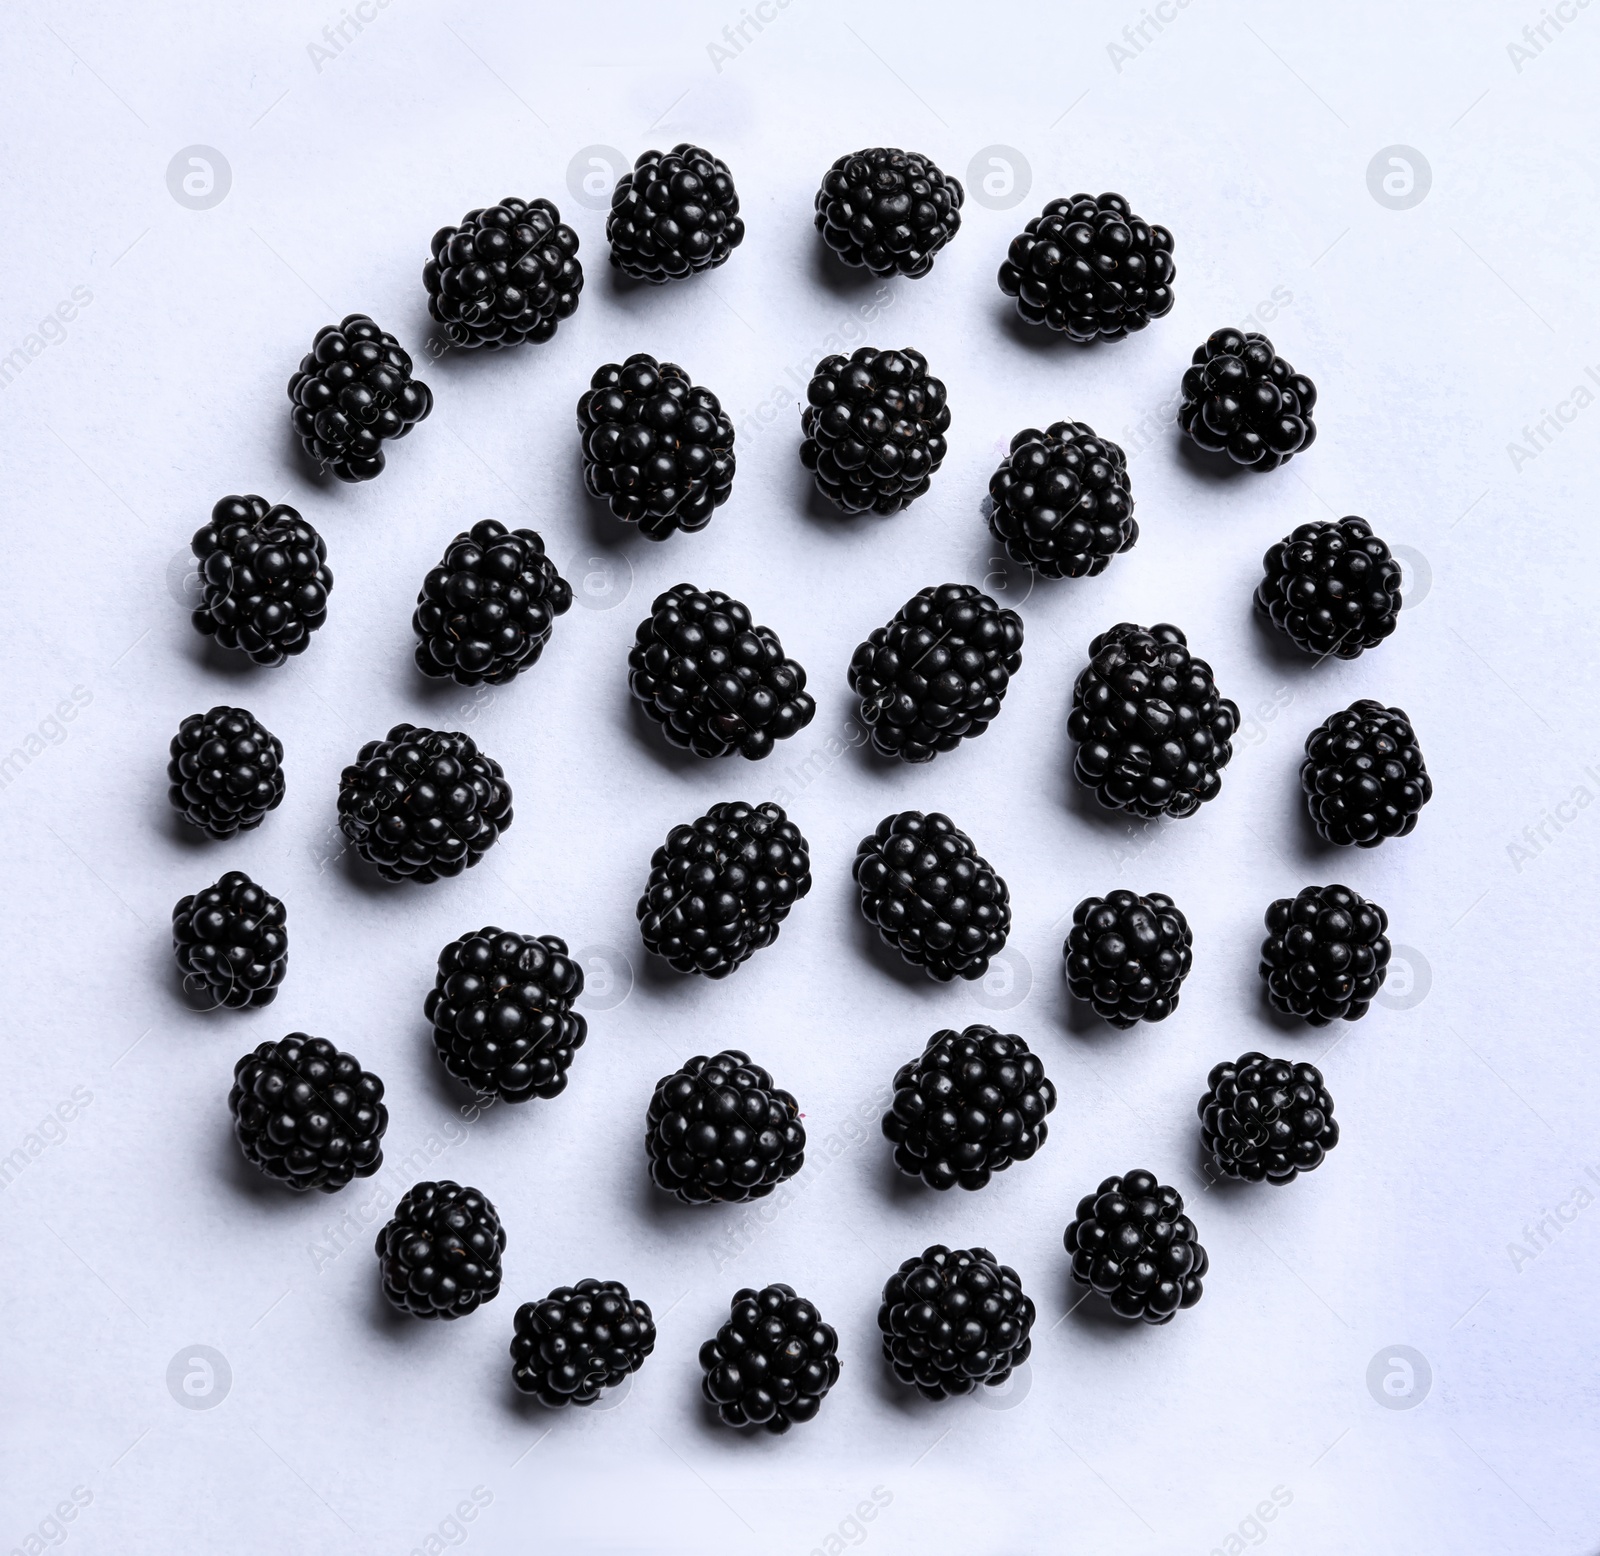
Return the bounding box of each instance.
[511,1280,656,1407]
[700,1284,841,1433]
[1259,884,1390,1025]
[1302,700,1432,847]
[172,871,286,1010]
[607,143,744,283]
[1063,1169,1208,1324]
[1256,517,1403,660]
[1064,890,1192,1029]
[1178,328,1316,471]
[1199,1053,1339,1185]
[375,1180,506,1320]
[167,706,285,839]
[813,147,964,278]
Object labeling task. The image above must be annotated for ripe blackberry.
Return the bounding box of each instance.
[1256,518,1403,660]
[1178,328,1316,471]
[878,1245,1034,1400]
[799,347,949,516]
[645,1049,805,1204]
[167,706,284,839]
[637,801,811,978]
[172,871,286,1010]
[813,148,964,278]
[1064,891,1192,1028]
[375,1181,505,1319]
[424,197,582,349]
[511,1280,656,1407]
[854,811,1011,982]
[1259,884,1390,1025]
[412,520,571,686]
[229,1034,387,1193]
[699,1284,840,1433]
[998,192,1175,341]
[1068,622,1239,818]
[628,585,814,759]
[848,583,1023,762]
[1199,1053,1339,1185]
[607,143,744,283]
[1302,701,1432,847]
[287,313,432,482]
[338,725,512,883]
[1063,1169,1207,1324]
[986,422,1136,579]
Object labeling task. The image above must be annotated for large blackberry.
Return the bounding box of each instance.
[986,422,1136,579]
[1256,518,1403,660]
[287,313,432,482]
[699,1284,840,1433]
[1178,328,1316,471]
[813,148,964,278]
[645,1049,805,1204]
[375,1181,505,1320]
[1199,1053,1339,1185]
[637,801,811,978]
[607,144,744,283]
[1064,890,1192,1028]
[511,1280,656,1407]
[1068,622,1239,818]
[799,347,949,516]
[1301,701,1432,847]
[167,706,284,839]
[854,811,1011,982]
[1259,884,1390,1025]
[848,584,1023,762]
[998,192,1175,341]
[172,871,286,1010]
[1063,1169,1207,1324]
[338,725,512,883]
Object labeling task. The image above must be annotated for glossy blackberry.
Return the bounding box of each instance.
[1064,891,1192,1028]
[1178,328,1316,471]
[645,1049,805,1204]
[848,584,1023,762]
[637,801,811,978]
[1068,622,1239,818]
[338,724,512,883]
[287,313,432,482]
[1256,518,1402,660]
[1200,1052,1339,1185]
[167,706,284,839]
[172,871,286,1010]
[814,147,964,278]
[1063,1169,1207,1324]
[413,520,571,686]
[1259,884,1390,1026]
[511,1280,655,1407]
[375,1181,505,1320]
[229,1034,387,1193]
[998,192,1175,340]
[607,143,744,283]
[700,1284,840,1433]
[799,347,949,516]
[986,422,1136,579]
[1302,701,1432,847]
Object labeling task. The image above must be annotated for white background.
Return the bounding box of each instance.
[3,3,1597,1553]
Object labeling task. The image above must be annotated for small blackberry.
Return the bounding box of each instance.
[1199,1052,1339,1185]
[607,143,744,283]
[1302,700,1432,847]
[1178,328,1316,471]
[813,148,964,278]
[167,706,285,839]
[1064,890,1192,1028]
[375,1181,505,1320]
[1063,1169,1208,1324]
[1256,517,1403,660]
[511,1280,656,1406]
[1259,884,1390,1025]
[986,422,1136,579]
[700,1284,840,1433]
[172,871,286,1010]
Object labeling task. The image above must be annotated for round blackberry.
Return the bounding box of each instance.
[167,706,285,839]
[813,148,964,278]
[848,583,1023,762]
[375,1181,505,1320]
[229,1033,387,1193]
[878,1245,1034,1400]
[1259,884,1390,1026]
[412,520,571,686]
[1178,328,1316,471]
[1302,700,1432,847]
[637,801,811,979]
[628,585,814,759]
[645,1049,805,1204]
[1256,517,1403,660]
[998,192,1175,340]
[338,724,512,883]
[287,313,432,482]
[986,422,1136,579]
[699,1284,840,1433]
[854,811,1011,982]
[511,1280,656,1407]
[424,197,582,349]
[1064,891,1192,1029]
[1068,622,1239,818]
[607,143,744,283]
[1063,1169,1207,1324]
[172,871,286,1010]
[1200,1053,1339,1185]
[799,347,949,516]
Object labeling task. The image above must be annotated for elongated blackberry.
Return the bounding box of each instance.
[814,148,964,278]
[167,706,284,839]
[1063,1169,1207,1323]
[1199,1053,1339,1185]
[1259,884,1390,1025]
[1256,517,1402,660]
[1301,701,1431,847]
[173,871,286,1010]
[1178,329,1315,471]
[511,1280,655,1406]
[986,422,1136,578]
[1064,890,1192,1028]
[607,144,744,282]
[700,1285,840,1432]
[375,1181,505,1319]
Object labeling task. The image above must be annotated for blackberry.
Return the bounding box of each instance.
[699,1284,840,1433]
[1068,622,1239,818]
[1301,700,1432,847]
[1064,891,1192,1029]
[424,197,582,349]
[338,725,512,883]
[878,1245,1034,1400]
[412,520,571,686]
[167,706,284,839]
[799,347,949,516]
[848,583,1023,762]
[287,313,432,482]
[854,811,1011,982]
[637,801,811,978]
[998,192,1175,341]
[645,1049,805,1204]
[1177,328,1316,471]
[628,585,814,759]
[1063,1169,1208,1324]
[813,148,964,278]
[1259,884,1390,1026]
[172,871,286,1010]
[375,1181,505,1320]
[607,143,744,283]
[1199,1053,1339,1185]
[511,1280,656,1407]
[229,1034,387,1193]
[1256,518,1403,661]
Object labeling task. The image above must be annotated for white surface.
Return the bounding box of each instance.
[3,4,1597,1553]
